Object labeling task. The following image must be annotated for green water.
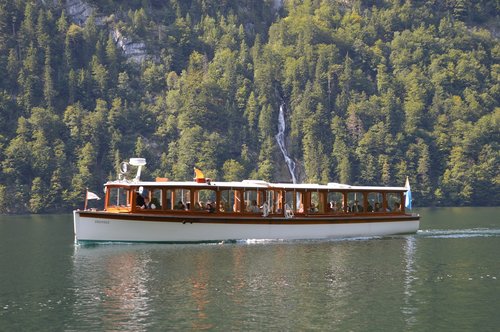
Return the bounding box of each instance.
[0,208,499,331]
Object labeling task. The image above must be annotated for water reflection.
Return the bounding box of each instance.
[71,246,152,331]
[187,251,214,330]
[402,236,418,328]
[70,239,421,330]
[67,227,500,331]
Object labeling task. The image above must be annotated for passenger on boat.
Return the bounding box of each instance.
[342,201,350,213]
[150,197,160,209]
[249,200,260,213]
[206,202,215,213]
[309,203,318,213]
[175,200,185,210]
[261,202,269,216]
[352,200,363,212]
[136,194,146,208]
[367,202,373,212]
[194,201,204,210]
[142,196,150,209]
[393,202,401,212]
[374,202,381,212]
[330,201,338,212]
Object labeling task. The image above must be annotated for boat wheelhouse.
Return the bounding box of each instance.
[73,159,420,243]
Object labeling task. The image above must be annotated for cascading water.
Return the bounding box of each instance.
[275,103,297,183]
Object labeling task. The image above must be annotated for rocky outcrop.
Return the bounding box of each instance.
[63,0,149,63]
[112,28,148,63]
[65,0,95,25]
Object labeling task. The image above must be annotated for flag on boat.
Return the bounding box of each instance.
[194,167,204,179]
[86,191,101,200]
[405,177,412,210]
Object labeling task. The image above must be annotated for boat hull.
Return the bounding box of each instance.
[73,211,420,243]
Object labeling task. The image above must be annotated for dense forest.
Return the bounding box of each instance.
[0,0,498,213]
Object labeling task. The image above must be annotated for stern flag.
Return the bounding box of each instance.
[405,177,412,210]
[86,191,101,200]
[84,189,100,210]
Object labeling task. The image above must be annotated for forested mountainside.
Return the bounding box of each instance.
[0,0,498,213]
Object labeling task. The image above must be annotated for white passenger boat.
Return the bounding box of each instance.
[73,158,420,243]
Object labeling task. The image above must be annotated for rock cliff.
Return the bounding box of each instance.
[112,28,148,63]
[65,0,94,25]
[64,0,148,63]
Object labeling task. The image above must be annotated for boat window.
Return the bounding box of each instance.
[386,192,402,212]
[244,190,264,213]
[263,190,275,214]
[347,192,365,213]
[310,191,323,213]
[266,190,283,214]
[295,191,305,213]
[219,189,238,213]
[107,187,130,207]
[164,189,172,210]
[172,189,190,210]
[149,188,162,209]
[327,191,344,213]
[192,189,216,211]
[285,191,295,213]
[367,192,382,212]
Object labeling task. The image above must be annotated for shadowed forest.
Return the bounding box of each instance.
[0,0,498,213]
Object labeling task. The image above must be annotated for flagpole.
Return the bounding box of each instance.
[84,188,88,211]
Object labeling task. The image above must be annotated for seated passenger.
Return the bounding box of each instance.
[309,203,318,213]
[249,200,260,213]
[206,202,215,213]
[330,201,338,212]
[367,203,373,212]
[136,194,146,208]
[341,201,350,213]
[261,202,269,216]
[374,202,381,212]
[175,200,185,210]
[298,203,304,213]
[194,201,204,210]
[150,197,160,209]
[142,196,150,209]
[351,200,363,212]
[393,202,401,212]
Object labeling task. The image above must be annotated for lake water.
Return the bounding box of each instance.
[0,207,499,331]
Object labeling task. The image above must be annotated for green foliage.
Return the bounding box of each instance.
[0,0,498,213]
[222,159,245,181]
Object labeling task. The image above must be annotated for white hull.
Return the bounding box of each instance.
[73,211,420,243]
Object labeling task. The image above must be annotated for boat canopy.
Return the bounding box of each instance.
[104,179,408,192]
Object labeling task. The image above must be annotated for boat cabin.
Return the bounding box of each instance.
[103,179,409,217]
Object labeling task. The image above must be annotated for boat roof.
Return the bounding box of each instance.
[104,179,408,192]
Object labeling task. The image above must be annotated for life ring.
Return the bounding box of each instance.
[120,161,130,174]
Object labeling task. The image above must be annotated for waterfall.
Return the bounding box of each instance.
[275,103,297,183]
